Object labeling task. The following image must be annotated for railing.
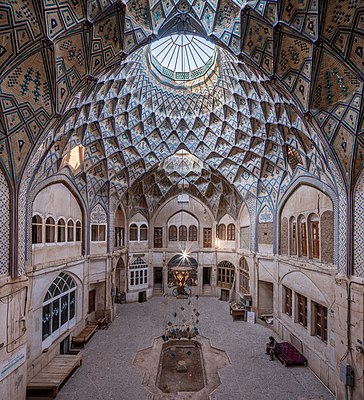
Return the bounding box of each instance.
[150,51,216,82]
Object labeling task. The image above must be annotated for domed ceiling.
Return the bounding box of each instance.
[0,0,363,211]
[32,41,333,216]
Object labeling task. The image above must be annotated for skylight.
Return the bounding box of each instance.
[60,145,84,174]
[150,34,216,81]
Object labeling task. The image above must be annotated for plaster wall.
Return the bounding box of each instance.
[89,258,107,283]
[0,278,28,400]
[258,222,273,254]
[239,206,251,251]
[128,213,149,251]
[258,258,275,283]
[32,183,82,264]
[238,205,250,227]
[217,214,237,250]
[334,277,364,400]
[258,281,273,315]
[198,251,217,265]
[33,183,82,221]
[281,185,333,219]
[275,260,336,392]
[90,239,108,255]
[167,211,201,251]
[27,262,85,380]
[152,196,214,242]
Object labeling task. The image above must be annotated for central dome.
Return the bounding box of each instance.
[150,34,216,82]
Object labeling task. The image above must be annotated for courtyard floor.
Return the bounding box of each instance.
[57,296,334,400]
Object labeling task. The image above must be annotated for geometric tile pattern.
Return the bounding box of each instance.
[32,45,332,211]
[329,162,347,272]
[127,151,243,219]
[354,169,364,277]
[0,0,363,276]
[91,203,107,224]
[17,140,45,274]
[43,0,84,41]
[258,205,273,223]
[0,168,10,276]
[0,0,362,188]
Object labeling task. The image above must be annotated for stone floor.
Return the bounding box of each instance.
[57,296,334,400]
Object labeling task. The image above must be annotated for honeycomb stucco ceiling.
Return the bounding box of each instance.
[0,0,363,205]
[34,45,332,213]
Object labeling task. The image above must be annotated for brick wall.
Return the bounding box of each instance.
[280,217,288,255]
[258,222,273,245]
[321,210,334,263]
[240,226,250,249]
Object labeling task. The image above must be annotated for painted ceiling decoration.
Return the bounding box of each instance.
[31,44,332,212]
[127,149,243,220]
[0,0,363,208]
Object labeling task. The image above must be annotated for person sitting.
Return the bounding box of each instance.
[266,336,278,360]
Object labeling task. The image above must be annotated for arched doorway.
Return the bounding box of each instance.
[115,257,126,294]
[167,255,198,287]
[217,261,235,301]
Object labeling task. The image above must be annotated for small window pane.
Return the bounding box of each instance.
[91,225,98,241]
[67,220,74,242]
[46,218,55,243]
[52,299,60,333]
[130,224,138,241]
[99,225,106,241]
[42,303,51,341]
[32,215,42,244]
[140,224,148,241]
[169,225,177,241]
[57,219,66,242]
[60,294,68,326]
[69,291,75,319]
[76,221,82,242]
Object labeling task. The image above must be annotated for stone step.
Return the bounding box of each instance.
[153,288,163,297]
[203,285,213,296]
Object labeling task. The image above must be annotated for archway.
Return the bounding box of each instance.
[115,257,126,295]
[167,254,198,287]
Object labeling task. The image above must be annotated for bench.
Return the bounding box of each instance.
[27,353,82,398]
[71,322,98,348]
[275,342,307,367]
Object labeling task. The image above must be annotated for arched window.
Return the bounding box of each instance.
[130,224,138,241]
[227,224,235,240]
[67,220,74,242]
[42,273,76,346]
[218,224,226,240]
[239,257,249,294]
[217,261,235,289]
[169,225,177,241]
[45,217,55,243]
[290,217,297,255]
[32,215,42,244]
[76,221,82,242]
[140,224,148,241]
[189,225,197,241]
[179,225,187,241]
[129,257,148,289]
[299,218,307,257]
[309,216,320,259]
[57,219,66,242]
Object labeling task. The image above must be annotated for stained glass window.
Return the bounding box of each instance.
[42,273,76,343]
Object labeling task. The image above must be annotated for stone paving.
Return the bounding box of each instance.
[57,296,334,400]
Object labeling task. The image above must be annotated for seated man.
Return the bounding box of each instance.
[266,336,278,360]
